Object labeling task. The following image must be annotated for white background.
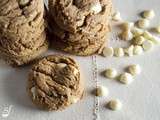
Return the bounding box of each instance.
[0,0,160,120]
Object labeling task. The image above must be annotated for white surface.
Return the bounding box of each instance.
[1,0,160,120]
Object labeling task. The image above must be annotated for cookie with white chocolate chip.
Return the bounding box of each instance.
[27,55,84,111]
[48,0,112,55]
[0,0,48,66]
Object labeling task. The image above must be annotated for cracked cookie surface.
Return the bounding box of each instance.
[0,0,48,66]
[27,55,84,110]
[49,0,112,33]
[48,0,112,55]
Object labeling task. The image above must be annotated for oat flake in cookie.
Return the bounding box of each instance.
[27,55,84,111]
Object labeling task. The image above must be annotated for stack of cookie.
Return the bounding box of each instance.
[48,0,112,56]
[0,0,48,66]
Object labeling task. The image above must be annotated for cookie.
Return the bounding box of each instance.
[0,34,49,66]
[0,0,48,65]
[49,0,112,33]
[48,14,110,55]
[48,0,112,56]
[27,55,84,110]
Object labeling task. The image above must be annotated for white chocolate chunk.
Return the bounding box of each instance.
[90,2,102,14]
[124,45,134,57]
[112,11,122,21]
[131,27,144,36]
[96,86,109,97]
[142,40,154,51]
[132,36,145,45]
[104,68,118,79]
[128,64,141,75]
[142,10,155,19]
[119,72,133,84]
[31,87,36,99]
[19,0,29,6]
[71,97,79,104]
[114,48,125,57]
[133,45,143,55]
[143,31,160,44]
[57,63,67,69]
[102,47,114,57]
[120,30,133,41]
[137,19,150,28]
[143,31,153,39]
[108,99,122,110]
[121,22,134,30]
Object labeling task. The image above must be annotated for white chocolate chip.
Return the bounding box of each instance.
[57,63,67,69]
[131,27,144,36]
[124,45,134,57]
[102,47,114,57]
[137,19,150,28]
[142,10,155,19]
[104,68,118,79]
[108,99,122,111]
[128,64,141,75]
[120,30,133,41]
[155,26,160,34]
[114,48,125,57]
[96,86,109,97]
[142,40,154,51]
[143,31,160,44]
[132,36,145,45]
[112,11,122,21]
[19,0,29,6]
[143,31,153,39]
[71,97,79,104]
[121,22,134,30]
[133,45,143,55]
[90,2,102,14]
[31,87,36,99]
[119,72,133,84]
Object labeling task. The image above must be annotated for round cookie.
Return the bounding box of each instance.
[0,0,48,65]
[48,14,110,56]
[0,35,49,66]
[49,0,112,33]
[27,55,84,110]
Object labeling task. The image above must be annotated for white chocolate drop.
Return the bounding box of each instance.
[96,86,109,97]
[119,72,134,84]
[114,48,125,57]
[128,64,141,75]
[102,47,114,57]
[137,19,150,28]
[133,45,143,55]
[124,45,134,57]
[104,68,118,79]
[108,99,122,111]
[142,10,155,19]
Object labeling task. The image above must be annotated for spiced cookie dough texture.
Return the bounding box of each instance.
[0,0,48,66]
[48,0,112,56]
[27,55,84,111]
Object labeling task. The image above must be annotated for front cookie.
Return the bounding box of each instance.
[27,55,84,110]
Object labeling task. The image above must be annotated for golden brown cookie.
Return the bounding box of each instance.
[48,0,112,56]
[49,0,112,33]
[27,55,84,111]
[0,0,48,66]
